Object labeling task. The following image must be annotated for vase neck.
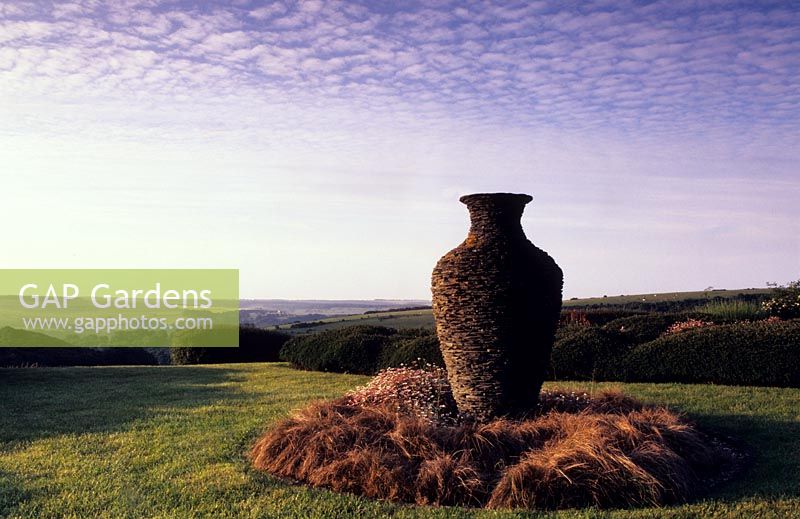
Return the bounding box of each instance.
[460,193,531,242]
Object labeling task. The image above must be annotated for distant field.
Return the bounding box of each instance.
[280,288,771,334]
[1,364,798,517]
[561,288,771,307]
[280,308,435,334]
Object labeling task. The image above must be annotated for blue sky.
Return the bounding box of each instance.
[1,0,798,299]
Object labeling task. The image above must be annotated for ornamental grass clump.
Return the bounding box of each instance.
[695,300,764,321]
[251,371,740,510]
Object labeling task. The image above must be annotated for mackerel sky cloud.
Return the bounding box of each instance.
[1,0,798,298]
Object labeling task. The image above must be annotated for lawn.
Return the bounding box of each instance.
[1,364,798,518]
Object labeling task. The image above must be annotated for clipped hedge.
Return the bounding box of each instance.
[378,334,444,369]
[549,327,629,381]
[560,309,645,326]
[551,319,800,387]
[623,319,800,387]
[0,347,158,367]
[279,319,800,388]
[279,325,395,374]
[601,313,705,345]
[280,325,443,374]
[171,327,290,365]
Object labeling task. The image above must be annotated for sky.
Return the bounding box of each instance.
[1,0,798,300]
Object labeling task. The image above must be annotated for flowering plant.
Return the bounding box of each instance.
[663,318,713,335]
[762,280,800,319]
[344,363,459,424]
[559,310,591,327]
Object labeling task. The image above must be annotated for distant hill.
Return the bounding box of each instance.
[239,299,431,328]
[281,308,435,334]
[239,299,430,314]
[0,326,72,347]
[278,288,773,334]
[561,288,770,308]
[0,326,158,367]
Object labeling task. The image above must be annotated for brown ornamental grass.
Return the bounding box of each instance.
[250,370,739,510]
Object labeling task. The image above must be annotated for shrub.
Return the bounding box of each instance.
[378,334,443,370]
[554,323,589,343]
[549,327,628,381]
[601,313,708,344]
[92,348,158,366]
[144,347,172,365]
[624,319,800,387]
[762,280,800,319]
[281,319,800,388]
[279,325,398,374]
[280,325,443,374]
[0,346,157,367]
[171,327,290,365]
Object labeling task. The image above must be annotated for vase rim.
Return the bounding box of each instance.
[459,193,533,206]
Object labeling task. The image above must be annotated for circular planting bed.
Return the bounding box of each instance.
[250,368,742,510]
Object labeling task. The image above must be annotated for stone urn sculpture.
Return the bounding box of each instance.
[431,193,563,421]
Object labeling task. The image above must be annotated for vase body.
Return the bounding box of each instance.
[431,193,563,421]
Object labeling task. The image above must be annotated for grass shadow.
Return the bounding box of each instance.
[0,470,33,516]
[685,411,800,501]
[0,365,248,443]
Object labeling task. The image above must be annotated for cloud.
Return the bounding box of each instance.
[248,3,287,21]
[0,0,797,172]
[1,0,797,300]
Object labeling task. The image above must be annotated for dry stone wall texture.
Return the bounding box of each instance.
[431,193,563,421]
